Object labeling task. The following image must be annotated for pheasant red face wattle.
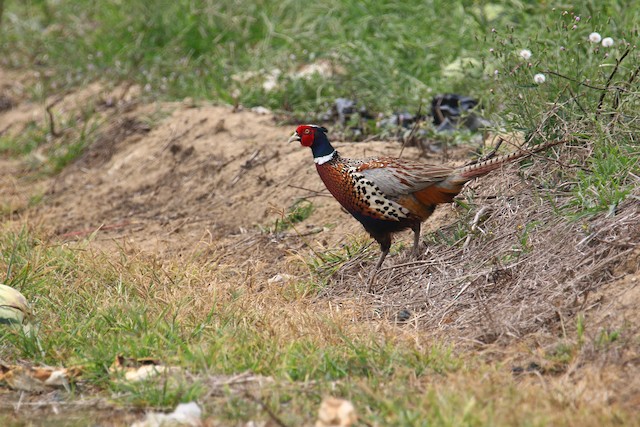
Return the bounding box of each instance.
[290,125,322,147]
[300,129,314,147]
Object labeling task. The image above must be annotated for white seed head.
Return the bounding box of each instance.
[519,49,532,60]
[588,32,602,43]
[534,73,546,84]
[602,37,614,47]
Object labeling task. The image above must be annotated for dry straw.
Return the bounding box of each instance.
[321,144,639,344]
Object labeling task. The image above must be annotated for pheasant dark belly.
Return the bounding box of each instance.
[353,213,423,237]
[350,212,427,267]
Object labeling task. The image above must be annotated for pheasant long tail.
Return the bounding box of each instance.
[453,139,566,183]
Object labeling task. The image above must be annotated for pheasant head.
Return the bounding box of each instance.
[288,124,336,164]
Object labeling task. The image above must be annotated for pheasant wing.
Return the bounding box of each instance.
[353,157,454,197]
[347,169,411,221]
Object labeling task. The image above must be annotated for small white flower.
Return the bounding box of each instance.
[519,49,532,60]
[602,37,614,47]
[534,73,546,84]
[588,32,602,43]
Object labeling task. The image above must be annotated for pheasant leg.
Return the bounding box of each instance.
[367,235,391,293]
[411,223,422,258]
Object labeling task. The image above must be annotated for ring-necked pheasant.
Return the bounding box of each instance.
[289,124,560,282]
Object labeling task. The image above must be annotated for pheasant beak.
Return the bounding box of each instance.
[287,131,301,144]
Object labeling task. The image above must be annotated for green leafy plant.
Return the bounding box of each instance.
[273,199,314,233]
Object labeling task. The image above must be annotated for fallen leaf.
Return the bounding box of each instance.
[316,397,357,427]
[0,283,33,333]
[110,355,182,383]
[267,274,295,284]
[131,401,202,427]
[125,365,182,382]
[0,364,81,392]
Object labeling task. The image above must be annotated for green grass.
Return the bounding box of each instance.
[0,225,465,421]
[1,1,636,115]
[570,140,639,216]
[272,198,314,233]
[0,101,102,174]
[1,228,636,425]
[0,121,48,156]
[308,235,374,278]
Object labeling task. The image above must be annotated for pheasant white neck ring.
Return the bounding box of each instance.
[314,150,337,165]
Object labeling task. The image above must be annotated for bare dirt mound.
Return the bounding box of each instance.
[37,102,443,258]
[1,77,450,264]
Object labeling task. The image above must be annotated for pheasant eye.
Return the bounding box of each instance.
[303,129,311,134]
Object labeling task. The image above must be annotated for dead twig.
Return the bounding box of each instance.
[229,149,262,186]
[116,80,135,106]
[398,103,423,158]
[610,59,640,128]
[46,97,64,138]
[58,221,133,238]
[287,183,332,198]
[244,393,291,427]
[463,206,490,250]
[160,117,208,155]
[596,47,631,115]
[543,70,620,92]
[565,83,589,117]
